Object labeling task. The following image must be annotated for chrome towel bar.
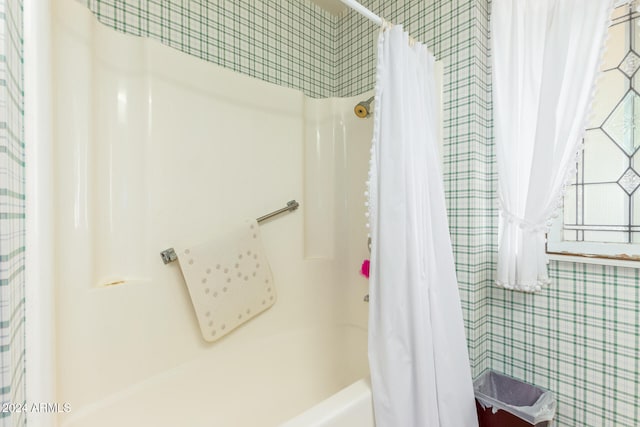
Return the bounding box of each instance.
[160,200,300,265]
[256,200,299,223]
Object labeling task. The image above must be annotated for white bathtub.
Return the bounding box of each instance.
[282,378,375,427]
[62,325,371,427]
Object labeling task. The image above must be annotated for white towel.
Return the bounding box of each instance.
[176,219,276,342]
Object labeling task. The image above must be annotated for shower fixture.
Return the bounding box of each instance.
[354,96,375,118]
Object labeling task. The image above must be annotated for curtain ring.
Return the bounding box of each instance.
[380,18,393,32]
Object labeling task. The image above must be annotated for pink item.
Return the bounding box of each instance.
[360,259,370,279]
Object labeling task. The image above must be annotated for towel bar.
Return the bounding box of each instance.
[256,200,299,223]
[160,200,300,265]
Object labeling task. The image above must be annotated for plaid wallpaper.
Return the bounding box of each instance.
[490,262,640,426]
[0,0,26,426]
[80,0,640,426]
[84,0,335,98]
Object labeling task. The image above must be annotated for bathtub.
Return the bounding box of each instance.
[62,325,372,427]
[282,378,375,427]
[48,2,374,426]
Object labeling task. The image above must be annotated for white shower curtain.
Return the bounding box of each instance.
[367,25,478,427]
[492,0,613,291]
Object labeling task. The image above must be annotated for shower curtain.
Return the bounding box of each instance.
[367,25,478,427]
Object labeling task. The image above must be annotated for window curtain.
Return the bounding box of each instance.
[492,0,614,292]
[367,25,477,427]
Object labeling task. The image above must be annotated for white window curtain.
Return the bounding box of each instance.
[367,25,477,427]
[492,0,614,292]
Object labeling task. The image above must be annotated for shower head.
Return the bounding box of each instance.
[354,96,375,118]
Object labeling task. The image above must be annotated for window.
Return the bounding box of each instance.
[547,2,640,261]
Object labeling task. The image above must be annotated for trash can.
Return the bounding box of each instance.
[473,370,556,427]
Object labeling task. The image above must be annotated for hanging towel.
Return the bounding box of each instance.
[175,219,276,342]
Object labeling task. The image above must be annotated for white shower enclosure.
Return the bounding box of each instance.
[25,1,443,426]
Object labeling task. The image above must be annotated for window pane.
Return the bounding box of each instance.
[589,70,628,128]
[632,191,640,241]
[583,184,627,226]
[612,4,630,23]
[582,129,628,183]
[583,230,628,243]
[563,185,578,226]
[602,20,626,70]
[602,91,640,155]
[563,230,578,241]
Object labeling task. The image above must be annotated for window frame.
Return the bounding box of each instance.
[546,217,640,265]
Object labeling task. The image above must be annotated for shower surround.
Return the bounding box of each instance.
[52,1,374,424]
[83,0,494,379]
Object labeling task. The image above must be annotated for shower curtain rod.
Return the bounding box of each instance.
[339,1,424,51]
[340,0,383,27]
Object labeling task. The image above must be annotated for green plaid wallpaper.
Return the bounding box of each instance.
[81,0,640,426]
[0,0,26,426]
[490,262,640,426]
[84,0,335,98]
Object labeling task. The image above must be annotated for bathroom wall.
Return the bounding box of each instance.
[83,0,335,98]
[0,0,26,426]
[490,263,640,426]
